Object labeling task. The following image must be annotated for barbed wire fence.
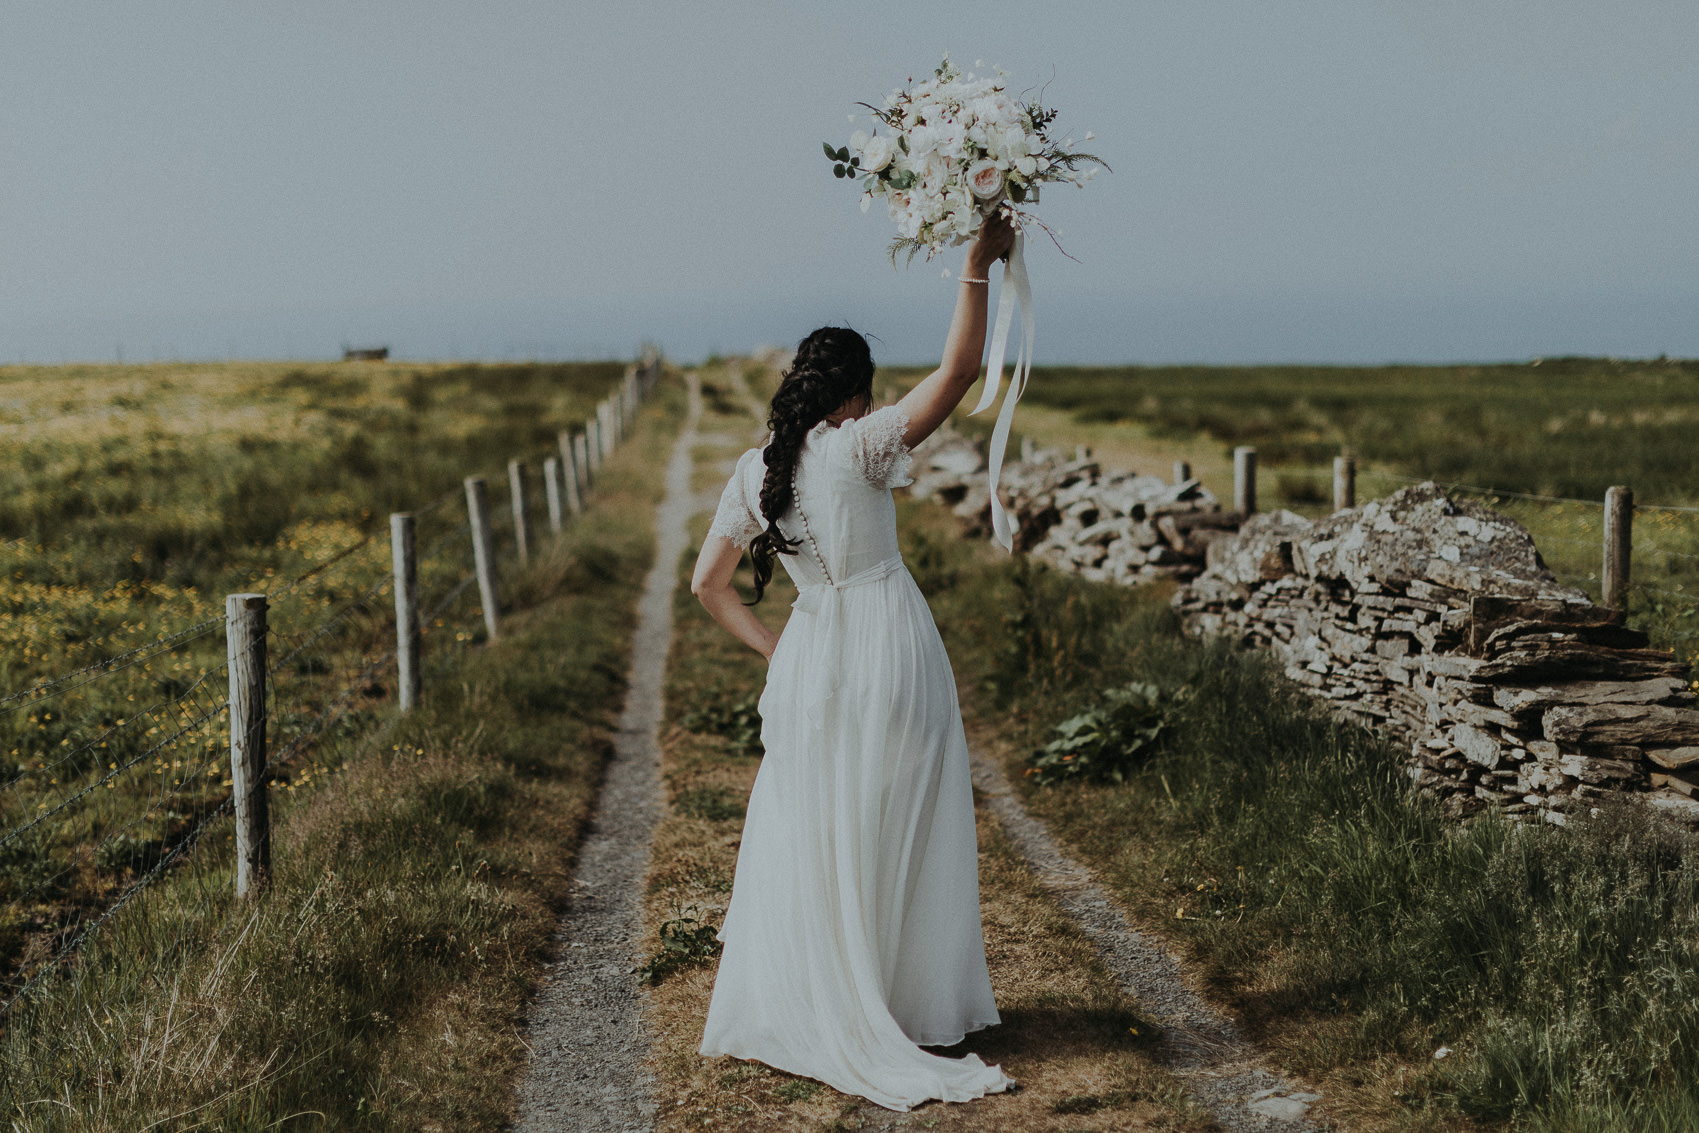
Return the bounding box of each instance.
[0,355,663,1027]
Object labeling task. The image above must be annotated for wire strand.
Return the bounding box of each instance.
[0,795,231,1020]
[0,672,228,851]
[0,616,223,717]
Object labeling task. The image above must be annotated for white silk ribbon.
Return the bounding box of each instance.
[968,231,1033,551]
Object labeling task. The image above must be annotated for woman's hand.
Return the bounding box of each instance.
[892,207,1020,449]
[966,209,1018,276]
[692,536,781,660]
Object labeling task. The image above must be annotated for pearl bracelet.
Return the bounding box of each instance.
[958,275,990,284]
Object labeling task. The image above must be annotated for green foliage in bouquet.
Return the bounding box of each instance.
[1025,681,1189,786]
[822,141,861,180]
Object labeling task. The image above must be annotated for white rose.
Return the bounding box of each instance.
[860,134,894,173]
[1015,155,1038,177]
[966,159,1004,200]
[889,194,923,239]
[935,123,968,159]
[850,130,870,152]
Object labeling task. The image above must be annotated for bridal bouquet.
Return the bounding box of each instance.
[824,55,1105,263]
[824,55,1107,551]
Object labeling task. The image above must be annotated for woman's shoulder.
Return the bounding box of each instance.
[825,405,913,488]
[821,404,908,454]
[732,446,767,488]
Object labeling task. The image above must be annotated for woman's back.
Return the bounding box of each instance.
[714,404,914,591]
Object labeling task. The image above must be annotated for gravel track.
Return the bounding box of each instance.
[964,750,1327,1131]
[509,377,703,1133]
[511,368,1327,1130]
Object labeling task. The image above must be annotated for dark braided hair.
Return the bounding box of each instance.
[746,327,876,604]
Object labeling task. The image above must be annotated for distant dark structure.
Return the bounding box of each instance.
[343,346,389,361]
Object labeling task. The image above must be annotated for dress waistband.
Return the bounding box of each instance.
[791,554,904,614]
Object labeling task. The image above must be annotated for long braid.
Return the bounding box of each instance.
[746,328,875,604]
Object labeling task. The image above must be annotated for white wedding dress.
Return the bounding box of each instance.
[699,405,1012,1112]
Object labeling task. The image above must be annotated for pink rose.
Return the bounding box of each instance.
[966,159,1004,201]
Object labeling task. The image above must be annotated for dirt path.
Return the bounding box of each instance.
[515,363,1327,1130]
[965,751,1325,1132]
[510,376,704,1133]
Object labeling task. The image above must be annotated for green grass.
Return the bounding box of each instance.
[908,495,1699,1132]
[978,359,1699,669]
[0,375,682,1130]
[0,360,631,1003]
[1018,358,1699,504]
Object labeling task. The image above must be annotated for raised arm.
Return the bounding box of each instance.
[895,210,1019,449]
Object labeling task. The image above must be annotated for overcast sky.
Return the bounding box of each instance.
[3,1,1695,366]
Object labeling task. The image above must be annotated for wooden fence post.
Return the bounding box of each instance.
[1020,436,1035,462]
[465,477,501,641]
[390,513,420,712]
[1173,460,1191,486]
[1333,456,1357,512]
[1234,446,1258,515]
[599,400,617,455]
[573,431,591,495]
[226,593,269,897]
[559,432,583,515]
[543,458,564,534]
[1603,485,1634,610]
[508,460,533,566]
[586,417,602,478]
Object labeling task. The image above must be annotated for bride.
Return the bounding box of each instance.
[688,211,1019,1111]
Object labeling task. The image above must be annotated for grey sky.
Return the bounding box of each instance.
[3,1,1695,365]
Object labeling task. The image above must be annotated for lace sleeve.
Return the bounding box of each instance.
[707,449,764,549]
[846,405,915,490]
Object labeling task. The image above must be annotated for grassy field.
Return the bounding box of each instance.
[12,351,1694,1129]
[1015,357,1699,503]
[892,358,1699,668]
[905,501,1699,1133]
[0,359,641,1115]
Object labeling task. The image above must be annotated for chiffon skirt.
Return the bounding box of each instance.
[698,567,1011,1111]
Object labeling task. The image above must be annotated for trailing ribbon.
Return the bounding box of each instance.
[968,231,1033,551]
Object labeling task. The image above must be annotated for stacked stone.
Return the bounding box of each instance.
[908,432,1238,586]
[1175,484,1699,826]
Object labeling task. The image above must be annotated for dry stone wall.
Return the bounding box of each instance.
[910,432,1233,585]
[909,433,1699,827]
[1176,485,1699,825]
